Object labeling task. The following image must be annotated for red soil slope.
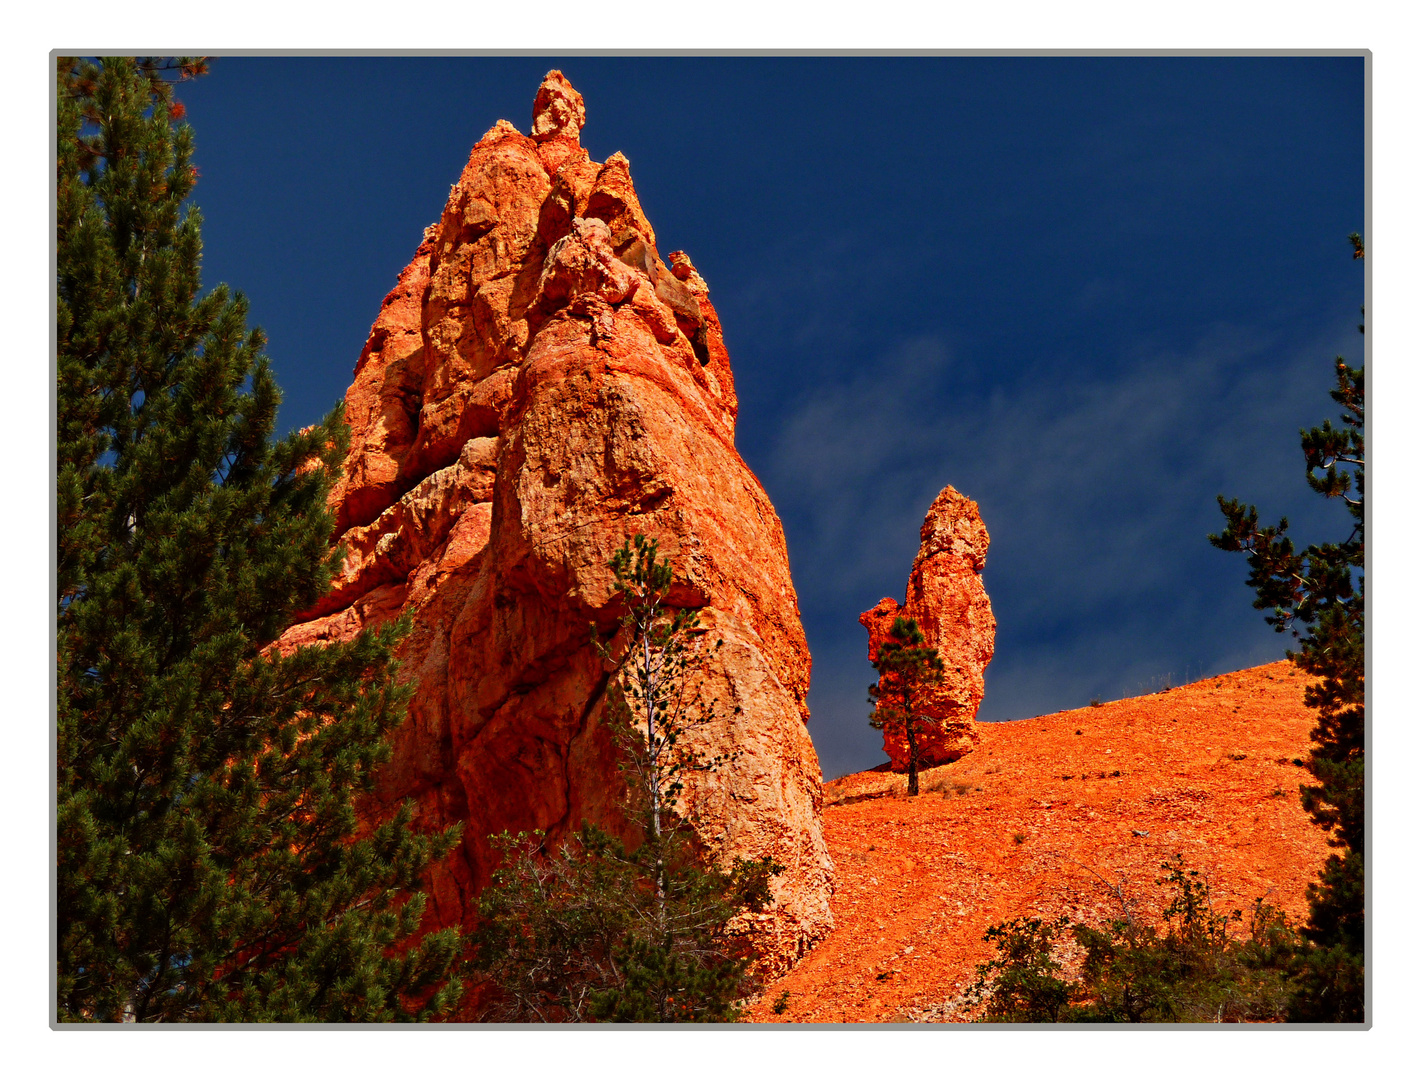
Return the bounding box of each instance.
[745,660,1331,1022]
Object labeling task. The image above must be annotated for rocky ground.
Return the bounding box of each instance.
[744,659,1330,1023]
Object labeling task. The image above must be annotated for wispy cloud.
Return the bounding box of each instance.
[766,317,1361,773]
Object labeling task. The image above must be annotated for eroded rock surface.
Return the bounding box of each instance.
[860,486,996,770]
[279,71,832,971]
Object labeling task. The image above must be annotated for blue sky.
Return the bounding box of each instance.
[175,56,1363,779]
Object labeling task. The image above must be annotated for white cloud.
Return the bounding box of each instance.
[766,315,1363,765]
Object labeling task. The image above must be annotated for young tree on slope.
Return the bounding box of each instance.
[1209,234,1365,1022]
[868,615,945,796]
[56,56,464,1021]
[473,535,780,1021]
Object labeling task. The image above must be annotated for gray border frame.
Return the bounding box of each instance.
[49,48,1371,1032]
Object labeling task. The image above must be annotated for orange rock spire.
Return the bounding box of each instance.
[278,71,833,970]
[860,485,997,770]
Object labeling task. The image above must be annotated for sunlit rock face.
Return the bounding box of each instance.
[860,486,996,770]
[278,71,833,972]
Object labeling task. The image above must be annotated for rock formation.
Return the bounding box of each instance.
[277,71,833,971]
[860,486,996,769]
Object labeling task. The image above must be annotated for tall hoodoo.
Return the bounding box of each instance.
[860,486,997,769]
[279,72,833,969]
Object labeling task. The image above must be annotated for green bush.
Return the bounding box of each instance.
[965,857,1301,1023]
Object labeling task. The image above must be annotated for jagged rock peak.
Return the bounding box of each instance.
[531,69,586,142]
[278,69,831,982]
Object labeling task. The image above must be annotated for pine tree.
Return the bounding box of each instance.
[472,535,779,1022]
[56,56,465,1022]
[867,615,945,796]
[1209,234,1365,1023]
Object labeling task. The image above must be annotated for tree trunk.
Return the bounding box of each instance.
[906,719,920,796]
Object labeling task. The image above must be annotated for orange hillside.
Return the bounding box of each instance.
[746,660,1330,1023]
